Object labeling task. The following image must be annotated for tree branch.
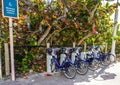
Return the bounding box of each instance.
[37,21,51,46]
[46,27,65,42]
[77,32,93,46]
[79,3,90,14]
[90,3,99,19]
[77,23,96,46]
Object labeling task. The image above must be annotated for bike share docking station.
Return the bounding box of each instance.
[46,42,87,74]
[46,47,71,73]
[46,47,87,73]
[46,43,109,74]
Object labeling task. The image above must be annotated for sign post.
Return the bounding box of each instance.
[0,23,2,79]
[9,18,15,81]
[2,0,19,81]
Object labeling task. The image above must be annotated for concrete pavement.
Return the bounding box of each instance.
[0,62,120,85]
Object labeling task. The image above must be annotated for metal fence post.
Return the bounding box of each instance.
[46,43,51,73]
[81,43,87,60]
[71,42,76,63]
[105,43,108,53]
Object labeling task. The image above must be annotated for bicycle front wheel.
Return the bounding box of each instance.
[76,61,88,75]
[63,65,76,79]
[101,53,114,66]
[88,59,99,71]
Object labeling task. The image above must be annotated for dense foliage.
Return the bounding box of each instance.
[0,0,117,46]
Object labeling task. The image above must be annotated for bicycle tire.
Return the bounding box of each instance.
[63,65,76,79]
[76,61,88,75]
[88,59,99,71]
[101,53,114,66]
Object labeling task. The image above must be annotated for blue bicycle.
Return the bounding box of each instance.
[46,48,76,79]
[94,46,114,66]
[72,47,88,75]
[86,46,114,71]
[86,50,100,71]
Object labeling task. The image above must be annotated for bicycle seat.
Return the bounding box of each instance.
[46,48,52,55]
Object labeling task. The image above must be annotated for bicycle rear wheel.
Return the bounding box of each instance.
[63,64,76,79]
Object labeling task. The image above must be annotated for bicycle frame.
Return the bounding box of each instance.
[86,46,111,66]
[73,48,88,68]
[47,48,75,72]
[91,47,109,62]
[73,47,95,65]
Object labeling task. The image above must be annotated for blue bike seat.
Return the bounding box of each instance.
[46,48,52,55]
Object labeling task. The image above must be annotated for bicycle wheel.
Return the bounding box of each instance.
[88,59,99,71]
[76,61,88,75]
[63,64,76,79]
[101,53,114,66]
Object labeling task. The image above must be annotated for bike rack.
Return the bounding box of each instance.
[71,52,76,63]
[60,53,66,65]
[46,43,51,73]
[46,53,53,73]
[46,43,109,73]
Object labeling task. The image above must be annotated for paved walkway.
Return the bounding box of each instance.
[0,62,120,85]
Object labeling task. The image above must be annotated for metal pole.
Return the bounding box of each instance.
[9,18,15,81]
[46,43,51,73]
[0,25,2,79]
[73,42,76,48]
[111,0,119,61]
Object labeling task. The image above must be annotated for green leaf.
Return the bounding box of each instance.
[31,0,36,3]
[91,38,95,42]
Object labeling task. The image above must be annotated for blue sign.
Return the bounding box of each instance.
[2,0,18,18]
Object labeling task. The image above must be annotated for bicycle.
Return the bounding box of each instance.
[94,46,114,66]
[46,48,76,79]
[85,47,100,71]
[72,47,88,75]
[86,46,114,71]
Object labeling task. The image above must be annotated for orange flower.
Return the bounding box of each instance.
[52,15,57,19]
[74,22,78,28]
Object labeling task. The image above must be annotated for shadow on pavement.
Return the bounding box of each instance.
[100,72,116,80]
[74,64,117,83]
